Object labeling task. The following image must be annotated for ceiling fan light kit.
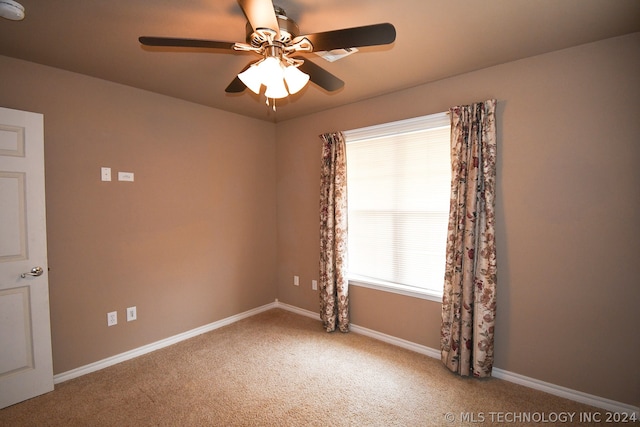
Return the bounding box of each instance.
[238,45,310,100]
[239,56,310,98]
[138,0,396,110]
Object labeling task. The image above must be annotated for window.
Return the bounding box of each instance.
[344,112,450,302]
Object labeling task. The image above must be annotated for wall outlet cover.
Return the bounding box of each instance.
[107,311,117,326]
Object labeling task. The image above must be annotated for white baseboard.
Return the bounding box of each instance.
[350,322,441,359]
[490,368,639,417]
[273,299,320,320]
[54,301,638,417]
[274,302,638,416]
[53,301,277,384]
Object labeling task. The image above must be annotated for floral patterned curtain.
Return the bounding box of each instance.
[319,132,349,333]
[441,99,498,377]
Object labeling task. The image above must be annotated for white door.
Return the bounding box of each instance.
[0,107,54,408]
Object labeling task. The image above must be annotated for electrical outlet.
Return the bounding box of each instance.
[294,275,299,286]
[127,306,137,322]
[312,280,318,291]
[107,311,117,326]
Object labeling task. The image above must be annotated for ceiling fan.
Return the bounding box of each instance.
[139,0,396,107]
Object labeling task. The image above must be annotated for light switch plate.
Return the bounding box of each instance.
[101,167,111,181]
[118,171,134,182]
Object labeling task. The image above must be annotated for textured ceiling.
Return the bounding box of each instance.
[0,0,639,122]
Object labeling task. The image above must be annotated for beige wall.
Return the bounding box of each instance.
[0,56,278,373]
[275,33,640,406]
[1,32,638,408]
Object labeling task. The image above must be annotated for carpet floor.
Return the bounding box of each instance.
[0,309,611,426]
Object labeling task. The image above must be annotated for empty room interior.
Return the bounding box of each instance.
[0,0,639,422]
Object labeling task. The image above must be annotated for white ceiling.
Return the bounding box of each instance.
[1,0,638,122]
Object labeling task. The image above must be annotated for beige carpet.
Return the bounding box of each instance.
[0,309,612,426]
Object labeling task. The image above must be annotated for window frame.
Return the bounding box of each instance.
[343,112,450,303]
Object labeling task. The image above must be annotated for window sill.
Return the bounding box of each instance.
[348,276,443,303]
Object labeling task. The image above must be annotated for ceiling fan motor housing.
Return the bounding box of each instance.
[245,8,300,48]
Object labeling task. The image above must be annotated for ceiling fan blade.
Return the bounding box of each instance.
[303,23,396,52]
[225,77,247,93]
[139,36,235,50]
[294,57,344,92]
[238,0,280,36]
[225,64,252,93]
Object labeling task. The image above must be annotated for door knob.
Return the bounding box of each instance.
[21,266,44,278]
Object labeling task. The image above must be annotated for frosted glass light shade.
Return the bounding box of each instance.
[264,77,288,99]
[260,58,283,84]
[283,65,309,94]
[260,57,287,99]
[237,57,308,99]
[238,64,263,94]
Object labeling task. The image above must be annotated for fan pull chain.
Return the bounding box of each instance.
[265,97,277,112]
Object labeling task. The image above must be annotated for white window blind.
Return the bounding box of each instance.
[344,112,450,300]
